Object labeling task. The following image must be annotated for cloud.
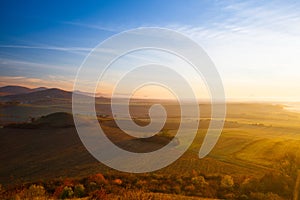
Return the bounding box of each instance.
[63,21,119,32]
[2,1,300,101]
[168,1,300,100]
[0,44,92,54]
[171,1,300,44]
[0,58,75,72]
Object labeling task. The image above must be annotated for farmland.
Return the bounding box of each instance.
[0,101,300,199]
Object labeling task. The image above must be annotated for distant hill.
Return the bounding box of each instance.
[0,85,47,96]
[0,86,110,104]
[5,112,74,129]
[0,88,72,104]
[32,87,48,92]
[33,112,74,128]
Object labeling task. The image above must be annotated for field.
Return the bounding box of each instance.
[0,102,300,199]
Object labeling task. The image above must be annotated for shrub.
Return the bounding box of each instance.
[88,173,107,185]
[221,175,234,189]
[74,184,85,197]
[60,186,73,199]
[259,172,293,197]
[53,185,64,198]
[191,176,209,188]
[113,178,123,185]
[24,184,46,199]
[87,181,99,192]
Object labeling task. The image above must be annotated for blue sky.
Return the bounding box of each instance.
[1,0,300,101]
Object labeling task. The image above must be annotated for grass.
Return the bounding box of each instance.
[0,102,300,199]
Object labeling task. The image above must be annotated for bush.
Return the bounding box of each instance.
[74,184,85,197]
[221,175,234,189]
[60,186,73,199]
[87,181,99,192]
[24,184,46,199]
[113,178,122,185]
[260,172,293,197]
[191,176,209,188]
[88,173,107,185]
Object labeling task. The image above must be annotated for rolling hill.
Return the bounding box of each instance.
[0,88,72,104]
[0,85,47,96]
[1,100,300,199]
[0,86,110,105]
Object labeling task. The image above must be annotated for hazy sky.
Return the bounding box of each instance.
[1,0,300,101]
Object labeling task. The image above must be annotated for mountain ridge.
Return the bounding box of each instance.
[0,85,48,96]
[0,85,110,104]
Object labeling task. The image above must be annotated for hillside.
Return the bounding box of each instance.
[0,86,111,106]
[0,88,72,104]
[4,112,74,129]
[0,85,47,96]
[0,103,300,199]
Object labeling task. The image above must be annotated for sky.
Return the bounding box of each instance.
[0,0,300,101]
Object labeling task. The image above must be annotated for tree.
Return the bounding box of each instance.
[191,176,209,188]
[221,175,234,189]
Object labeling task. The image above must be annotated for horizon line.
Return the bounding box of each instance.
[1,84,300,103]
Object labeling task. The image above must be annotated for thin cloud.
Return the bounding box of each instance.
[0,58,74,72]
[0,44,92,53]
[63,21,119,32]
[171,1,300,41]
[168,1,300,101]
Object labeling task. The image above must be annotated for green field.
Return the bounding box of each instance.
[0,102,299,199]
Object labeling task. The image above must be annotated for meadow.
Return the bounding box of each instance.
[0,102,300,199]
